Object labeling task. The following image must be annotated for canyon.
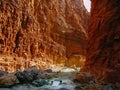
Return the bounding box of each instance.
[0,0,120,86]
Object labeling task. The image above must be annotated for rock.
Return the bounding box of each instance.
[82,0,120,83]
[103,85,114,90]
[57,88,70,90]
[44,69,52,73]
[0,0,89,71]
[15,67,40,83]
[75,85,83,90]
[115,82,120,89]
[23,67,40,77]
[0,70,8,77]
[15,71,25,83]
[0,74,19,87]
[32,79,49,87]
[82,84,103,90]
[74,72,94,83]
[61,68,76,72]
[59,80,62,85]
[37,72,53,79]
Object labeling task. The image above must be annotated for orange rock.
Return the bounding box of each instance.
[0,0,89,66]
[83,0,120,83]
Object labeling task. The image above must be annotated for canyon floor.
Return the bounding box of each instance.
[0,64,120,90]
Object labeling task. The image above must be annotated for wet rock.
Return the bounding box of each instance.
[24,67,40,75]
[103,85,114,90]
[75,84,83,90]
[37,69,57,79]
[0,70,8,77]
[115,82,120,89]
[15,67,40,83]
[44,69,52,73]
[23,67,40,81]
[82,84,103,90]
[37,72,53,79]
[32,79,49,87]
[74,72,94,83]
[59,80,62,85]
[89,80,96,84]
[57,88,70,90]
[15,71,25,83]
[0,74,19,87]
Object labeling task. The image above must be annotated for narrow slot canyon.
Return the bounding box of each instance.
[0,0,120,90]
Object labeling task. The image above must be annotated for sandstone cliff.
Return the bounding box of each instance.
[0,0,89,71]
[83,0,120,83]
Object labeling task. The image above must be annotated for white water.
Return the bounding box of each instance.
[0,67,79,90]
[40,78,76,90]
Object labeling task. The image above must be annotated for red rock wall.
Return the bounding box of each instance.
[83,0,120,83]
[0,0,89,66]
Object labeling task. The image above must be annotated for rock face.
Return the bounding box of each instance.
[0,0,89,70]
[83,0,120,83]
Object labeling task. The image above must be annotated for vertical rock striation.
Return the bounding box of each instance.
[83,0,120,83]
[0,0,89,71]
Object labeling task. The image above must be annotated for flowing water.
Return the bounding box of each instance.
[0,67,80,90]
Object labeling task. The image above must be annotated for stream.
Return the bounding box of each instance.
[0,67,80,90]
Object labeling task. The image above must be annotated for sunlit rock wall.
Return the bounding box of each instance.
[0,0,89,71]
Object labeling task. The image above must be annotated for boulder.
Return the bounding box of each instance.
[115,83,120,89]
[103,85,114,90]
[37,72,53,79]
[57,88,70,90]
[74,72,94,83]
[32,79,49,87]
[0,70,8,77]
[23,67,40,81]
[15,71,26,83]
[0,74,19,87]
[44,69,52,73]
[15,67,40,83]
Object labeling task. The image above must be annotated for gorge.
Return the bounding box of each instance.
[0,0,120,89]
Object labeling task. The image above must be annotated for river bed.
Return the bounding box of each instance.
[0,67,80,90]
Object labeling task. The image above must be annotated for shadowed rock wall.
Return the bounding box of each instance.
[83,0,120,83]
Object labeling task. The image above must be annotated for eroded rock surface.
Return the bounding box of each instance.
[83,0,120,83]
[0,0,89,71]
